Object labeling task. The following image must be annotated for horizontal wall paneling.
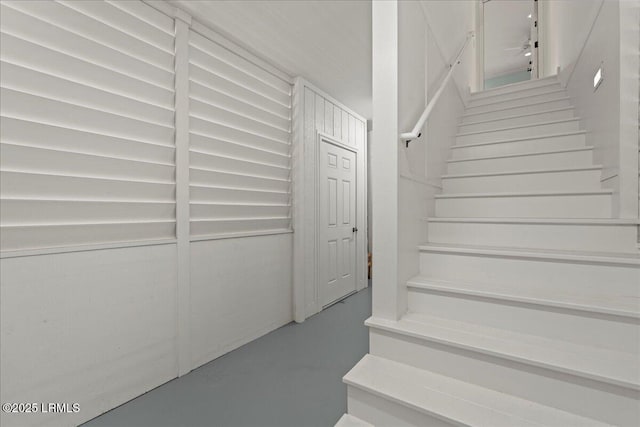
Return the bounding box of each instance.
[0,0,176,254]
[188,29,293,239]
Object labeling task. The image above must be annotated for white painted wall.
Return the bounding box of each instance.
[372,1,475,318]
[618,0,640,218]
[398,0,428,292]
[540,0,603,78]
[0,3,298,426]
[190,235,293,369]
[420,0,476,97]
[563,1,620,201]
[545,0,639,218]
[0,245,178,427]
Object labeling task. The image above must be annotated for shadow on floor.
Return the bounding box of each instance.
[83,286,372,427]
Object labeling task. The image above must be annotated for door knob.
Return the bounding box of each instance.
[352,227,358,233]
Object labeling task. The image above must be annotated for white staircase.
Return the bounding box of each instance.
[338,77,640,427]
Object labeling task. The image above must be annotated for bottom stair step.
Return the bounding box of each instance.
[344,354,608,427]
[334,414,374,427]
[366,313,639,390]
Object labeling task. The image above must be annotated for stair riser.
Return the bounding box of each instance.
[451,133,586,159]
[465,91,568,114]
[468,84,563,107]
[370,330,639,426]
[447,149,594,174]
[419,251,639,297]
[456,120,580,145]
[435,193,612,218]
[407,289,639,353]
[471,79,560,99]
[442,169,601,193]
[459,109,574,133]
[462,99,572,123]
[427,222,639,253]
[347,387,454,427]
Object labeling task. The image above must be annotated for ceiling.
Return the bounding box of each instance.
[484,0,533,79]
[170,0,372,118]
[169,1,479,120]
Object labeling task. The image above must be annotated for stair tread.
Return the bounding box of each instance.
[366,314,640,390]
[460,106,574,127]
[426,217,640,225]
[470,75,559,98]
[435,189,613,198]
[463,97,572,118]
[448,146,593,163]
[442,165,602,179]
[334,414,373,427]
[467,89,567,109]
[456,118,581,137]
[451,130,585,149]
[418,242,640,265]
[407,276,640,318]
[345,354,610,427]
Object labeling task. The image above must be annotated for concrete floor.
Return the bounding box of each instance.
[83,286,371,427]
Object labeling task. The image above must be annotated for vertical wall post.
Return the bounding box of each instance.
[174,9,192,376]
[372,0,400,321]
[291,78,306,323]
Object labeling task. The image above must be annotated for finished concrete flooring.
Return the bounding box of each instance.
[83,286,371,427]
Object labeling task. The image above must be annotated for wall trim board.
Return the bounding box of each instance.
[190,229,292,242]
[292,77,368,322]
[174,10,192,377]
[601,171,619,183]
[399,173,441,189]
[292,78,306,323]
[0,239,177,259]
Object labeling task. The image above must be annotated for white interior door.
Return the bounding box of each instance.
[319,138,357,306]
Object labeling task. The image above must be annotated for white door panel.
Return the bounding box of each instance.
[320,139,357,306]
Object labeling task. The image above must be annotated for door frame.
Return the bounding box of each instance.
[317,133,360,309]
[292,78,368,322]
[476,0,545,88]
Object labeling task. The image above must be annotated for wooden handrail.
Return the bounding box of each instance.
[401,32,475,145]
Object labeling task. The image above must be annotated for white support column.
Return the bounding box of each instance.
[618,0,639,219]
[372,0,401,321]
[174,9,192,376]
[291,78,306,323]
